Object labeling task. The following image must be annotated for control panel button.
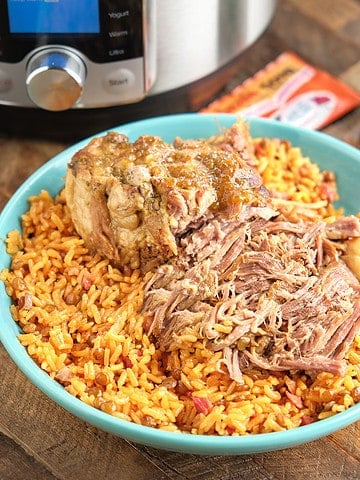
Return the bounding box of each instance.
[26,47,86,111]
[0,70,13,92]
[103,68,135,94]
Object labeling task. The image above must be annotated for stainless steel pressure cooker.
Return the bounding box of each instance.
[0,0,276,139]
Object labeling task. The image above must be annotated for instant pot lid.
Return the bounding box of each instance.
[150,0,278,95]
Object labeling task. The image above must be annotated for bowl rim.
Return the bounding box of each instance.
[0,113,359,455]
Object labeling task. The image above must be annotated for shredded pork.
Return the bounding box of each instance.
[65,120,360,383]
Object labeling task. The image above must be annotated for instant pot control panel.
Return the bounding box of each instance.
[0,0,155,111]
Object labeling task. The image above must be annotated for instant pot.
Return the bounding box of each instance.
[0,0,276,140]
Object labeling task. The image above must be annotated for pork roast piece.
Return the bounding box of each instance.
[65,122,268,272]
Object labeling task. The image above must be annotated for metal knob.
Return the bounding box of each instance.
[26,47,86,111]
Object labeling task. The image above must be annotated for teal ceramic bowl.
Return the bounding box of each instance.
[0,114,359,455]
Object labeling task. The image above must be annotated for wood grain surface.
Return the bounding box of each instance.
[1,1,360,479]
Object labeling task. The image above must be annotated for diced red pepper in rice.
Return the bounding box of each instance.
[301,415,315,426]
[81,273,93,290]
[285,391,304,409]
[121,355,133,368]
[226,425,236,435]
[192,395,213,415]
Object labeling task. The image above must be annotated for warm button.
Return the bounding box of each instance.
[103,68,135,94]
[0,70,13,92]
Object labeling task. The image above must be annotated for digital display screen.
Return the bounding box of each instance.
[7,0,100,34]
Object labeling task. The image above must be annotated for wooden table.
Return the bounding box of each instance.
[1,1,360,479]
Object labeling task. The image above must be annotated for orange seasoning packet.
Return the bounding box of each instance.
[202,52,360,129]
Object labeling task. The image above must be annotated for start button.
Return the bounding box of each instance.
[0,69,13,93]
[103,68,135,94]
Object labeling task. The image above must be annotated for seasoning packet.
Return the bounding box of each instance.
[201,51,360,129]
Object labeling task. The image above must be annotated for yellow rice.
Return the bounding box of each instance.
[1,136,360,436]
